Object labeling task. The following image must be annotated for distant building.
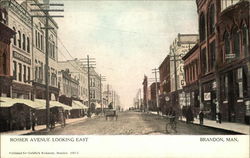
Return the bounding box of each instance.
[58,59,88,102]
[0,7,15,97]
[159,55,171,95]
[169,33,199,92]
[58,69,79,105]
[142,75,148,111]
[148,82,160,111]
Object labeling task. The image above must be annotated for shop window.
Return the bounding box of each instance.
[224,75,229,101]
[209,4,215,35]
[22,34,26,51]
[209,41,216,70]
[13,61,17,80]
[242,24,249,57]
[237,68,243,98]
[199,13,206,42]
[18,63,22,82]
[18,31,21,48]
[13,27,16,46]
[232,27,240,58]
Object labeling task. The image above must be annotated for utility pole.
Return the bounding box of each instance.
[82,55,96,109]
[100,74,106,114]
[31,1,64,130]
[152,68,159,114]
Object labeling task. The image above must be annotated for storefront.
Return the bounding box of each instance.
[219,63,249,124]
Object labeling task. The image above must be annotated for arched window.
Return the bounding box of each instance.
[27,37,30,53]
[242,24,249,57]
[22,34,26,51]
[199,13,206,42]
[18,31,21,48]
[232,27,240,58]
[13,27,16,46]
[209,4,215,35]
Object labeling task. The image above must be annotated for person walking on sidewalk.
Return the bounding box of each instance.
[217,112,222,124]
[199,110,204,125]
[31,112,36,131]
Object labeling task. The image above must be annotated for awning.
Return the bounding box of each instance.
[0,97,43,109]
[35,99,72,110]
[72,100,88,110]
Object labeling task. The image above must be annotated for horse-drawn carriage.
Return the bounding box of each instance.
[105,109,118,120]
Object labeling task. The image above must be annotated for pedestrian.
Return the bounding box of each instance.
[217,112,222,124]
[199,110,204,125]
[50,112,55,129]
[31,112,36,131]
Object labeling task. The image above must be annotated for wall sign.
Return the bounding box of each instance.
[204,92,211,101]
[13,51,31,65]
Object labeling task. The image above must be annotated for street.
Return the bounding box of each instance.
[31,111,236,135]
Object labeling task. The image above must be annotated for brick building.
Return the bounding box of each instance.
[148,82,160,111]
[183,44,200,112]
[217,0,250,124]
[0,7,15,97]
[195,0,249,123]
[142,75,148,111]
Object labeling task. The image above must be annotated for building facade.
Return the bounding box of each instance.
[148,82,160,111]
[0,6,15,97]
[142,75,148,111]
[196,0,249,124]
[27,0,59,100]
[217,0,249,124]
[169,33,199,92]
[1,0,33,99]
[58,59,88,102]
[183,44,200,112]
[58,69,79,99]
[89,68,101,105]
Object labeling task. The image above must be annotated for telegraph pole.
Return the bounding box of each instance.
[152,68,159,114]
[31,1,64,130]
[100,74,106,114]
[82,55,96,109]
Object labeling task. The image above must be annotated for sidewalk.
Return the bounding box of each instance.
[0,117,88,135]
[181,118,250,135]
[148,111,250,135]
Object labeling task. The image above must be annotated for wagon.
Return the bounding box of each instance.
[105,109,118,120]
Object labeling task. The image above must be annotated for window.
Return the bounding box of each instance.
[236,68,243,98]
[18,31,21,48]
[38,32,40,49]
[1,51,7,75]
[209,41,216,70]
[27,67,30,82]
[23,65,26,82]
[27,37,30,53]
[232,27,240,58]
[201,48,207,74]
[13,27,16,46]
[242,24,249,57]
[224,31,231,61]
[199,13,206,42]
[22,34,26,51]
[224,74,228,100]
[18,63,22,82]
[209,4,215,35]
[13,61,17,80]
[35,30,38,47]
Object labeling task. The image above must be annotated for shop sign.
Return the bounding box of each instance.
[225,54,235,59]
[13,51,31,65]
[204,92,211,101]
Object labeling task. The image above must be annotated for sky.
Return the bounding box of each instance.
[51,0,198,109]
